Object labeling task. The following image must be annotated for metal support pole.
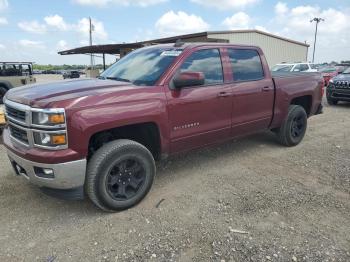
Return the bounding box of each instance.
[89,17,94,70]
[310,17,324,63]
[103,53,106,71]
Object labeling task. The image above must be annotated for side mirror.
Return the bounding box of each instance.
[173,71,205,89]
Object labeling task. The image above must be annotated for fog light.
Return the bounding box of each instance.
[34,167,54,178]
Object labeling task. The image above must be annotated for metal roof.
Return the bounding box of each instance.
[58,30,309,55]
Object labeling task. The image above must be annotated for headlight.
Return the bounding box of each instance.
[32,110,65,126]
[329,79,334,83]
[33,132,67,148]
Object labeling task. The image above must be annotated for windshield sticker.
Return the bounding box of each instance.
[160,50,182,57]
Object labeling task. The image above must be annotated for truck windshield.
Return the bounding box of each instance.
[320,67,337,73]
[343,67,350,74]
[271,65,293,72]
[100,47,182,86]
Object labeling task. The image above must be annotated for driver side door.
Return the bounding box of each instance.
[165,48,233,153]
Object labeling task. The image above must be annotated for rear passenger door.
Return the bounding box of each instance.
[227,48,274,136]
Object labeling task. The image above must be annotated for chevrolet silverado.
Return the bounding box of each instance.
[2,43,324,211]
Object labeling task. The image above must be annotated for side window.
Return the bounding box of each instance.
[228,49,264,81]
[293,64,301,72]
[180,49,223,85]
[300,64,309,71]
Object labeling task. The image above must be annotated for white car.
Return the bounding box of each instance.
[272,63,318,73]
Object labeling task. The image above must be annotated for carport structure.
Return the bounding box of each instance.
[59,30,310,69]
[57,32,228,70]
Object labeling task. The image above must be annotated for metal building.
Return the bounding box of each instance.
[59,30,309,69]
[207,30,309,67]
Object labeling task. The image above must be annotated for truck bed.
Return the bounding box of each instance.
[271,71,321,79]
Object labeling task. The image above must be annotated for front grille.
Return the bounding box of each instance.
[9,124,29,144]
[5,105,26,122]
[335,81,350,89]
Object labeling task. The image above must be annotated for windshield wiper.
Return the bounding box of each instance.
[106,76,131,83]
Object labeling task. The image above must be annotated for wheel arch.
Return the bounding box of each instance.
[290,95,312,116]
[87,122,162,161]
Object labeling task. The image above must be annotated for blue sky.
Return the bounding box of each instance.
[0,0,349,64]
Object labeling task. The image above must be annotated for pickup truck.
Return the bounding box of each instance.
[2,43,324,211]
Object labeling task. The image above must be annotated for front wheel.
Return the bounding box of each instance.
[275,105,307,147]
[86,139,156,212]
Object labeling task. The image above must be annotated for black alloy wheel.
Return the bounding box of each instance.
[275,105,308,147]
[86,139,156,212]
[105,158,146,201]
[290,114,306,139]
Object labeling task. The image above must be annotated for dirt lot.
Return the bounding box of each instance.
[34,74,86,83]
[0,78,349,261]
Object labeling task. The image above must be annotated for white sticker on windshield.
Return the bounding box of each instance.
[160,50,182,57]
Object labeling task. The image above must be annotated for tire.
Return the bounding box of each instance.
[276,105,307,147]
[86,139,156,212]
[0,86,7,104]
[327,97,338,105]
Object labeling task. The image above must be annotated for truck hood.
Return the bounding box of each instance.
[332,73,350,82]
[5,78,137,107]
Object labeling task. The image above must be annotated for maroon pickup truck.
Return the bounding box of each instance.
[2,43,323,211]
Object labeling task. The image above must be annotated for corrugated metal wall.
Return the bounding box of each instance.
[208,32,308,68]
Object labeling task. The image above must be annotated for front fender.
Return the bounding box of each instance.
[66,99,170,158]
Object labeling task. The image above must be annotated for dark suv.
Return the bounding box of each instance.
[63,70,80,79]
[326,67,350,105]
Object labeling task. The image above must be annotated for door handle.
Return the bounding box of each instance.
[262,86,271,92]
[217,92,230,98]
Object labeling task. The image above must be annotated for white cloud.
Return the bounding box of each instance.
[255,25,269,33]
[76,17,108,40]
[222,12,251,29]
[191,0,259,10]
[0,43,5,49]
[18,39,45,49]
[56,40,69,51]
[73,0,167,7]
[44,15,70,31]
[155,11,209,36]
[275,2,288,16]
[0,0,8,11]
[17,16,108,44]
[0,17,7,25]
[272,2,350,62]
[18,21,47,34]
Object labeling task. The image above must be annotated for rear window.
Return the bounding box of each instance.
[228,49,264,81]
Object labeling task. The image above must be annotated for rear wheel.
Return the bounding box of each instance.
[327,97,338,105]
[275,105,307,147]
[0,86,7,104]
[86,139,155,212]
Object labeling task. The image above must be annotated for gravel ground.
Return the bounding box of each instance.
[0,82,349,261]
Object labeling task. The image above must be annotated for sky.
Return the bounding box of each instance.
[0,0,349,65]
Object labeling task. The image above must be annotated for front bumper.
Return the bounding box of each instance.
[7,149,86,190]
[327,86,350,102]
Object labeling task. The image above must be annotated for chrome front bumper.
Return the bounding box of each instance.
[7,149,87,190]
